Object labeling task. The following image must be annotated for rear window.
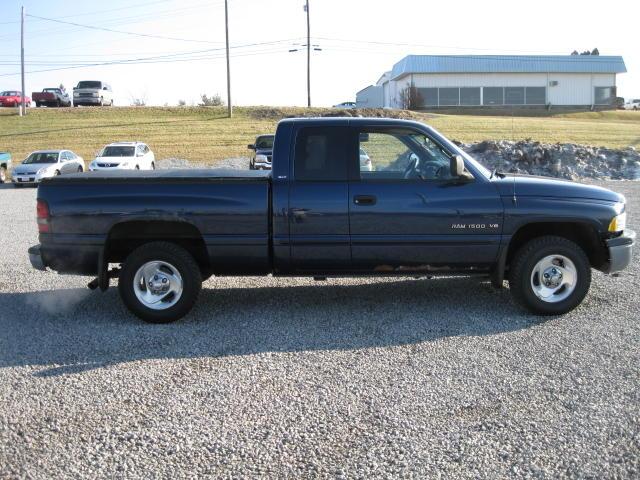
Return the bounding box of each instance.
[294,127,350,181]
[77,81,102,89]
[101,146,135,157]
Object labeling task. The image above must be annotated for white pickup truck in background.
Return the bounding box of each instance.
[624,99,640,110]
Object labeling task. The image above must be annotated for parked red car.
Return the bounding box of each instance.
[0,91,31,107]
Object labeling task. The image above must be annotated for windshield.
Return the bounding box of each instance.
[255,136,274,149]
[77,81,102,89]
[23,152,58,164]
[43,88,60,93]
[1,91,19,96]
[101,146,135,157]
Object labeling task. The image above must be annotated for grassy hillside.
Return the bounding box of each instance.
[1,106,639,166]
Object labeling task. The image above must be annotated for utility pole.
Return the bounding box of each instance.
[305,0,311,107]
[20,6,26,116]
[224,0,232,118]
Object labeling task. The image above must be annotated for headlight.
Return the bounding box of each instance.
[73,92,79,97]
[608,212,627,232]
[255,154,268,162]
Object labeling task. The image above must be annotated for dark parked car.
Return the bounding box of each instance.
[247,134,274,170]
[32,88,72,107]
[29,118,634,323]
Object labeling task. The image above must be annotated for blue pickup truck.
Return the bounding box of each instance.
[29,117,635,323]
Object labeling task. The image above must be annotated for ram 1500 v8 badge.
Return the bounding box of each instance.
[29,118,635,323]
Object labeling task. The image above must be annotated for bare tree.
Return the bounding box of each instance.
[199,93,225,107]
[178,99,186,106]
[397,84,423,110]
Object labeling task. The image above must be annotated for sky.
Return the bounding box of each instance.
[0,0,638,107]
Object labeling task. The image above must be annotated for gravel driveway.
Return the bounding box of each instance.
[0,181,638,478]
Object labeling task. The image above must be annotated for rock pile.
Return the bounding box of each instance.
[456,140,640,180]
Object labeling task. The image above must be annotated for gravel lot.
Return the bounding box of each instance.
[0,181,638,478]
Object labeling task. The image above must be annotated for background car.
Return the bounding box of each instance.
[0,152,11,183]
[73,81,114,107]
[359,148,372,171]
[0,91,31,108]
[333,101,356,109]
[624,99,640,110]
[11,150,84,187]
[248,134,274,170]
[33,88,72,107]
[89,142,155,171]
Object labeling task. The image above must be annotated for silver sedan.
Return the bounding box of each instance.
[12,150,85,187]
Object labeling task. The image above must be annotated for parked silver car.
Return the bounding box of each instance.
[12,150,84,187]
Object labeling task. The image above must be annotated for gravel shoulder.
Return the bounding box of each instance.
[0,181,638,478]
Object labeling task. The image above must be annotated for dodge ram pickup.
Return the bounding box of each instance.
[29,118,635,323]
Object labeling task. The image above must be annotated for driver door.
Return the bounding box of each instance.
[348,127,503,271]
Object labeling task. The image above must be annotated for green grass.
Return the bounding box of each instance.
[1,106,639,166]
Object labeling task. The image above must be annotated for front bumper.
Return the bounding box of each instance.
[12,175,39,184]
[74,97,101,105]
[604,229,635,273]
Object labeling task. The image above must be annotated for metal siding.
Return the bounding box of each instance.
[356,85,384,108]
[391,55,626,80]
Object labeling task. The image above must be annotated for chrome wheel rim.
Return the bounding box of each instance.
[133,261,183,310]
[530,254,577,303]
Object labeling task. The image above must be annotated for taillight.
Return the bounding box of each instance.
[36,199,50,233]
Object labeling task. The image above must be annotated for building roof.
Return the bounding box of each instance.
[390,55,627,79]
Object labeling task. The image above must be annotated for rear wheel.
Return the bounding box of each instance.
[77,166,83,173]
[118,242,202,323]
[509,236,591,315]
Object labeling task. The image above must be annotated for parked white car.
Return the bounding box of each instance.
[89,142,155,171]
[624,99,640,110]
[333,101,356,109]
[12,150,84,187]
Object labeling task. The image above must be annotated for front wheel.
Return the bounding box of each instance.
[118,242,202,323]
[509,236,591,315]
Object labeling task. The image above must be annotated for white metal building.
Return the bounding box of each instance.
[356,55,627,109]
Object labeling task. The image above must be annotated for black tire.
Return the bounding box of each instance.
[54,170,60,176]
[0,166,6,183]
[151,162,155,170]
[35,103,41,108]
[118,242,202,323]
[509,236,591,315]
[77,166,83,173]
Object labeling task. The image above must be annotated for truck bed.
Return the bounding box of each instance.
[37,168,272,276]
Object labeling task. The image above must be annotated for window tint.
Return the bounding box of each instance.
[460,88,481,106]
[483,87,504,105]
[594,87,613,105]
[418,88,438,107]
[439,88,459,106]
[525,87,546,105]
[358,129,454,181]
[294,127,349,181]
[505,87,525,105]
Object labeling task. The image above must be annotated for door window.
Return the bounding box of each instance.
[294,127,349,181]
[358,130,454,181]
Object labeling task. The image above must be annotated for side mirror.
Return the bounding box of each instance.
[247,144,255,150]
[450,154,465,177]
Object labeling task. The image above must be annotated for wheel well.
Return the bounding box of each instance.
[506,222,607,270]
[106,221,210,271]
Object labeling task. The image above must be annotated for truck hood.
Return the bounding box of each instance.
[255,148,272,155]
[493,174,624,203]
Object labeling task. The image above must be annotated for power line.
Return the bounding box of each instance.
[24,13,224,44]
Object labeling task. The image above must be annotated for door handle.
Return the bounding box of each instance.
[354,195,377,206]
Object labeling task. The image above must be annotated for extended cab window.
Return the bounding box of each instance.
[294,127,349,181]
[358,129,455,181]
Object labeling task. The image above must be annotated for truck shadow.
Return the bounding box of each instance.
[0,277,541,377]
